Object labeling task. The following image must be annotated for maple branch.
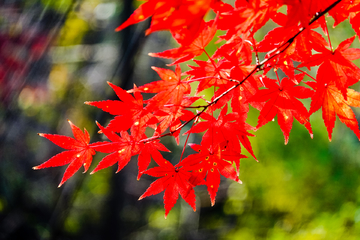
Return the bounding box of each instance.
[140,68,258,143]
[182,105,208,109]
[226,78,241,83]
[139,0,343,144]
[261,0,341,64]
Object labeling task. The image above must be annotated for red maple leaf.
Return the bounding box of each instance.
[185,59,232,94]
[115,0,217,45]
[133,65,191,111]
[154,96,197,144]
[180,143,244,206]
[214,34,253,65]
[247,74,314,144]
[85,82,156,133]
[299,36,360,98]
[230,75,265,113]
[257,12,329,63]
[149,19,218,65]
[206,64,261,111]
[139,151,196,218]
[329,0,360,27]
[186,105,257,159]
[217,0,279,39]
[349,10,360,39]
[137,140,170,180]
[90,122,143,174]
[307,64,360,141]
[33,120,96,187]
[279,0,336,28]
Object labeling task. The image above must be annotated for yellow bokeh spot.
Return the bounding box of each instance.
[148,209,178,228]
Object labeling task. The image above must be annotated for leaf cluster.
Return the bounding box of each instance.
[34,0,360,218]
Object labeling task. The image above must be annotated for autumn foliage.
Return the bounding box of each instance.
[34,0,360,218]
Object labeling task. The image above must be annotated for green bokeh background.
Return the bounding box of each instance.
[1,0,360,239]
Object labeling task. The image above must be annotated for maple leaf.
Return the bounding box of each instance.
[85,82,156,133]
[206,64,261,111]
[299,36,360,98]
[349,11,360,39]
[139,151,196,218]
[329,0,360,27]
[115,0,216,45]
[213,34,253,65]
[200,65,264,115]
[257,12,329,63]
[186,105,257,159]
[279,0,336,28]
[33,120,96,187]
[137,140,170,180]
[154,96,197,144]
[133,65,191,111]
[90,122,143,174]
[217,0,279,39]
[185,59,232,94]
[247,74,314,144]
[149,19,218,65]
[307,64,360,141]
[230,74,265,113]
[181,143,244,206]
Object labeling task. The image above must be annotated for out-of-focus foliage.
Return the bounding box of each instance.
[1,1,360,239]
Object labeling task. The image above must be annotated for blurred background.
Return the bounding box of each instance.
[1,0,360,239]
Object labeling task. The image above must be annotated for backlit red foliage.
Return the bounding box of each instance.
[35,0,360,218]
